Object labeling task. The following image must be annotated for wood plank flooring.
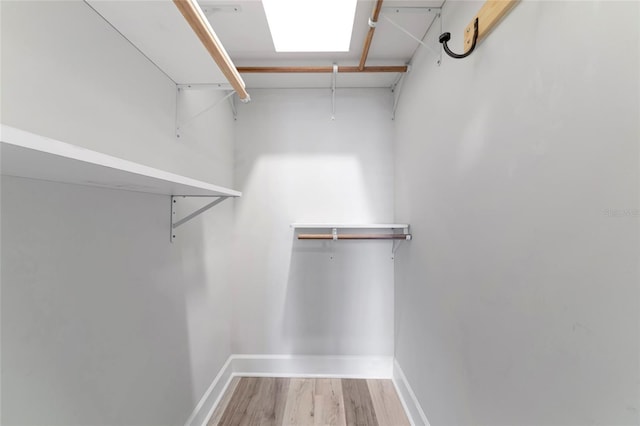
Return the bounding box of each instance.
[209,377,410,426]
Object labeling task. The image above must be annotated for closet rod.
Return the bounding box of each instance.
[298,234,411,240]
[359,0,385,70]
[173,0,250,102]
[236,65,408,74]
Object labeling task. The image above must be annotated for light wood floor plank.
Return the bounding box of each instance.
[314,378,346,426]
[208,376,241,426]
[272,378,291,426]
[217,377,290,426]
[256,377,290,425]
[217,376,260,425]
[283,378,347,426]
[342,379,379,426]
[367,379,411,426]
[212,377,408,426]
[283,378,315,425]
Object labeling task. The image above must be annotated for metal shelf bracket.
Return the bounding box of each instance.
[171,195,230,242]
[175,83,235,138]
[381,7,442,66]
[228,94,238,121]
[392,226,412,256]
[331,63,338,120]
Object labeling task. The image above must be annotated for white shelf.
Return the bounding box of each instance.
[85,0,227,85]
[0,125,241,197]
[291,223,409,230]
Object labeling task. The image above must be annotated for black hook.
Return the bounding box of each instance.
[439,18,479,59]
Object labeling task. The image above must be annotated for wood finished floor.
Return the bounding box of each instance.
[208,377,410,426]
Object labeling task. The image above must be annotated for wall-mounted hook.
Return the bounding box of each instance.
[439,18,478,59]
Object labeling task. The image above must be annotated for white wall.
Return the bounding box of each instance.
[1,1,235,424]
[232,89,396,356]
[394,1,639,425]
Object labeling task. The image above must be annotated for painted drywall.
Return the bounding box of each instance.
[232,89,396,356]
[1,1,235,424]
[393,1,639,425]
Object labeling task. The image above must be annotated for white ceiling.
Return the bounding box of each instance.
[86,0,444,89]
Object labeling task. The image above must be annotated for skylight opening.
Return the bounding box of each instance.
[262,0,358,53]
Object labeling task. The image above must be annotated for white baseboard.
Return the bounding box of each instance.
[392,359,430,426]
[185,354,394,426]
[184,357,234,426]
[232,354,393,379]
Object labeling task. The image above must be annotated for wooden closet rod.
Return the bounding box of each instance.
[173,0,250,101]
[359,0,384,70]
[298,234,411,240]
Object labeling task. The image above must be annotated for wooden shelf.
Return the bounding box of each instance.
[0,125,241,197]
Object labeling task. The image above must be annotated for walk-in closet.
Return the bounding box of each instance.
[1,1,638,425]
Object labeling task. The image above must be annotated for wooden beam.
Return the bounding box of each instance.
[358,0,385,71]
[464,0,519,52]
[173,0,250,101]
[236,65,408,74]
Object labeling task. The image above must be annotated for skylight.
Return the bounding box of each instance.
[262,0,358,52]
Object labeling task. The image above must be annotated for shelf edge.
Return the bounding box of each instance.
[291,223,410,229]
[1,124,241,197]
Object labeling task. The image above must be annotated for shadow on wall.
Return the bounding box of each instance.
[231,154,394,355]
[283,235,396,356]
[0,178,229,425]
[173,195,235,412]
